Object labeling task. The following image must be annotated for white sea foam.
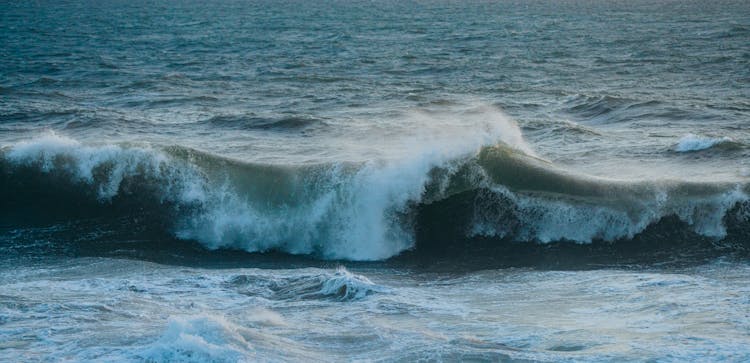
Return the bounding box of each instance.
[3,258,749,362]
[138,315,253,362]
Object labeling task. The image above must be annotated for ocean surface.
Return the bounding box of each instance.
[2,0,750,361]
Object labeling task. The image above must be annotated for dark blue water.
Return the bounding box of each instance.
[2,1,750,361]
[3,1,748,150]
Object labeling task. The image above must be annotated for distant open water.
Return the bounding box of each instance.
[1,1,750,361]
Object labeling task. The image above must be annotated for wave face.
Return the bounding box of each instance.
[1,130,749,261]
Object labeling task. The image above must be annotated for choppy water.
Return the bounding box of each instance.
[2,0,749,361]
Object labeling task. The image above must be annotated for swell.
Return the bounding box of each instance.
[559,94,710,125]
[201,114,328,131]
[1,134,748,263]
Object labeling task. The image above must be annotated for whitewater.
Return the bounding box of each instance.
[2,0,750,361]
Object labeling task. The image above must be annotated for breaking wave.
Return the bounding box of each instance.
[1,128,748,262]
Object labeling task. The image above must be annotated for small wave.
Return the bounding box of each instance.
[135,313,319,362]
[138,315,253,363]
[564,94,632,119]
[204,114,326,131]
[29,77,60,86]
[318,267,384,300]
[123,95,219,108]
[561,94,665,123]
[560,94,701,125]
[674,133,739,152]
[229,268,385,301]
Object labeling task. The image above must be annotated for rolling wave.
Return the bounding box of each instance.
[1,132,748,261]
